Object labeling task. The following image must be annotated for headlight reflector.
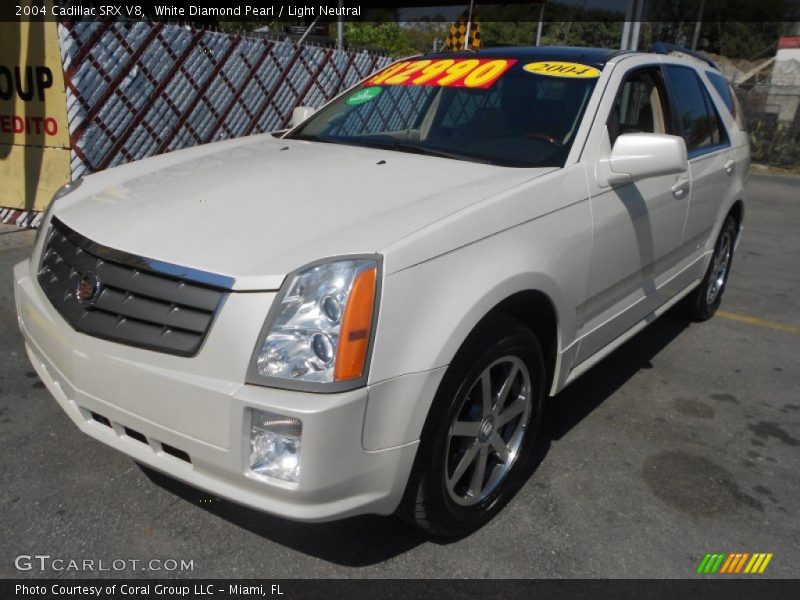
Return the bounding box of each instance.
[248,257,380,390]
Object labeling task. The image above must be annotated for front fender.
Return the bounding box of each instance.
[363,199,592,450]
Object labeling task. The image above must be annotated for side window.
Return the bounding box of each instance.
[706,70,747,132]
[701,83,727,147]
[706,71,735,117]
[608,68,670,146]
[664,65,729,153]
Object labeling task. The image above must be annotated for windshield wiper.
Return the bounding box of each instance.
[286,133,333,144]
[356,139,498,165]
[287,135,506,166]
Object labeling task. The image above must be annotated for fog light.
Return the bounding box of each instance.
[249,410,302,483]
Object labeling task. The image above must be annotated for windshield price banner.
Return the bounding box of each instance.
[365,58,517,89]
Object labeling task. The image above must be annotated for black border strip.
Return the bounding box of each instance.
[3,578,799,599]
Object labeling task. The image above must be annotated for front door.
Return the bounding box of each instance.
[577,64,691,364]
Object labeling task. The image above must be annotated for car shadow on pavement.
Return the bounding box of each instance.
[510,310,691,517]
[543,311,690,441]
[141,311,691,567]
[139,465,430,567]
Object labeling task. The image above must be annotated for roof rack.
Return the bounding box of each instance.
[649,42,719,70]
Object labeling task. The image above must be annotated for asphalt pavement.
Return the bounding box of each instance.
[1,173,798,578]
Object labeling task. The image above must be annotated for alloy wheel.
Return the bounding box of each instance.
[444,356,533,507]
[707,230,732,305]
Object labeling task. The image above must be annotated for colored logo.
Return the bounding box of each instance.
[346,86,383,106]
[523,61,601,78]
[74,272,103,306]
[696,552,773,575]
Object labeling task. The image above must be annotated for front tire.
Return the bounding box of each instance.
[397,316,545,537]
[681,215,737,321]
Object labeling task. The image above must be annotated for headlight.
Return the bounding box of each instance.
[35,178,83,246]
[246,256,381,392]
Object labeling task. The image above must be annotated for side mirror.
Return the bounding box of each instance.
[606,133,688,185]
[290,106,316,128]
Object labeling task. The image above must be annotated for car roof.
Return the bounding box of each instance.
[421,46,629,68]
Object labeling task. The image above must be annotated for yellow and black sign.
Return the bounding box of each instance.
[444,9,481,52]
[523,61,602,79]
[0,14,71,213]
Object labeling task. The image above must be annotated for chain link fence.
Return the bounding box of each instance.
[734,84,800,169]
[59,22,393,180]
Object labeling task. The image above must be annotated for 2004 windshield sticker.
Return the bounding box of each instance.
[364,58,517,89]
[522,61,601,78]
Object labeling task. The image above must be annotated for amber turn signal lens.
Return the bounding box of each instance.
[334,265,377,381]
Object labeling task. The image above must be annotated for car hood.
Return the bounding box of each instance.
[55,135,555,290]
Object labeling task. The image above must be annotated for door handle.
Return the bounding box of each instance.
[724,159,735,175]
[671,177,690,198]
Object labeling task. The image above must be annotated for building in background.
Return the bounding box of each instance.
[770,36,800,122]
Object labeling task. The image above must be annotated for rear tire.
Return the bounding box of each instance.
[397,316,545,537]
[680,216,737,322]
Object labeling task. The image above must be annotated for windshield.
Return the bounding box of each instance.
[286,57,601,167]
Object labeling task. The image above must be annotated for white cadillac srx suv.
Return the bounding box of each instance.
[14,46,749,536]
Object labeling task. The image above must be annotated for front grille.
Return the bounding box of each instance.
[37,217,227,356]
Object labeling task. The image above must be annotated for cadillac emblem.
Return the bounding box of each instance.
[74,272,102,306]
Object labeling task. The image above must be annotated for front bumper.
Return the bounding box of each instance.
[14,259,419,522]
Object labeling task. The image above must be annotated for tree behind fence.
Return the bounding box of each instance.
[735,84,800,169]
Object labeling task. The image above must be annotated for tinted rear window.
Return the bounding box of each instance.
[706,70,747,131]
[706,71,735,116]
[665,65,728,153]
